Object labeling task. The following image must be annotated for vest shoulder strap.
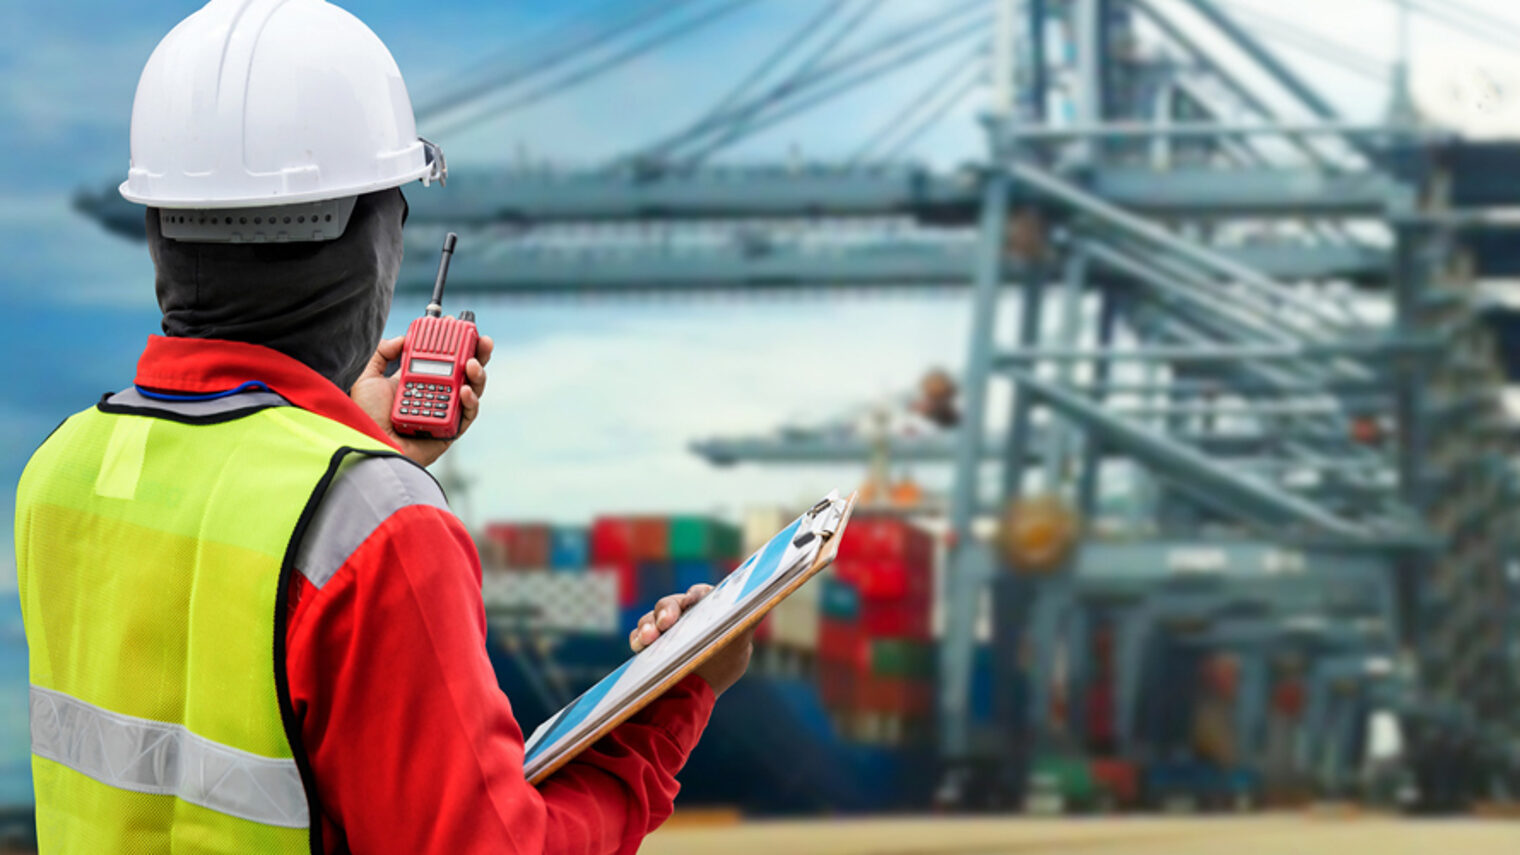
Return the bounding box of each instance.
[297,454,451,590]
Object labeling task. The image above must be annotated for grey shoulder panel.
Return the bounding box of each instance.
[106,387,291,416]
[294,455,451,589]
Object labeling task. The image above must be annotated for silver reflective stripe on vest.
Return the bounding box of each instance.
[295,455,450,589]
[107,387,291,416]
[29,685,309,828]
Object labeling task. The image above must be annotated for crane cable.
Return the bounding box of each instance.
[1216,2,1392,83]
[878,55,988,163]
[624,0,853,167]
[432,0,763,137]
[417,0,701,125]
[653,0,987,164]
[696,0,854,129]
[848,42,988,167]
[654,0,886,161]
[682,13,991,167]
[1402,0,1520,48]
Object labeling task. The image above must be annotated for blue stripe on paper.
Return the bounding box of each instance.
[737,518,802,601]
[525,655,635,764]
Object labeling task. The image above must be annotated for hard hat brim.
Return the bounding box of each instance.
[120,162,435,209]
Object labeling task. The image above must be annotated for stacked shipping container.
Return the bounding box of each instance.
[740,511,935,747]
[482,507,942,757]
[479,516,742,633]
[588,515,743,631]
[482,523,589,571]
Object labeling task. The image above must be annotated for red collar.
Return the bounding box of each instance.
[134,335,400,450]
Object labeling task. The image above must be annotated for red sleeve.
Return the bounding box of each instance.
[285,504,716,855]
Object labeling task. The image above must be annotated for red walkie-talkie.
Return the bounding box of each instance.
[392,232,478,440]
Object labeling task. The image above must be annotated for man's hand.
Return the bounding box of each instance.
[630,583,754,697]
[350,334,494,468]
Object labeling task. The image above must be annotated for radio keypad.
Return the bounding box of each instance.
[397,379,460,423]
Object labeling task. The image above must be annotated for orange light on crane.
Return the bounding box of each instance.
[997,494,1080,574]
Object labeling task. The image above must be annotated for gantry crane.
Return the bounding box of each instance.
[79,0,1520,803]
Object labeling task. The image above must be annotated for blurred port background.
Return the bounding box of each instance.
[7,0,1520,851]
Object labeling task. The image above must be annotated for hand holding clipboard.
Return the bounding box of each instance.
[522,490,857,784]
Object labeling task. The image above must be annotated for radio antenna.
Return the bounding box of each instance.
[426,232,458,317]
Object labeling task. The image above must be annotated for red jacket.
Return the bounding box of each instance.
[134,335,716,855]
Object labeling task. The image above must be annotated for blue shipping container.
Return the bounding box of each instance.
[820,578,860,619]
[673,559,716,591]
[620,605,646,635]
[635,561,676,604]
[550,526,589,571]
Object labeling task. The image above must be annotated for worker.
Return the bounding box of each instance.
[14,1,752,852]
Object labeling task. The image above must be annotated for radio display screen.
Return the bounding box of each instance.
[410,358,454,377]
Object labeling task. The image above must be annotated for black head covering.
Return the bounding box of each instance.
[146,188,407,391]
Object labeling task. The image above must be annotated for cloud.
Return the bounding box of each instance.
[446,294,971,523]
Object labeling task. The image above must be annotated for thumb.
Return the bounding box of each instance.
[358,336,405,383]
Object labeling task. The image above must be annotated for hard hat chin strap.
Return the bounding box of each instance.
[420,137,447,187]
[157,196,358,244]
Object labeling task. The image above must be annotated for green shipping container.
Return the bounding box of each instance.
[868,640,936,678]
[668,516,741,560]
[1031,753,1098,808]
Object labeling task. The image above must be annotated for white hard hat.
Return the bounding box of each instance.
[122,0,445,241]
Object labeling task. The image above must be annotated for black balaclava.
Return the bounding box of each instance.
[146,187,407,392]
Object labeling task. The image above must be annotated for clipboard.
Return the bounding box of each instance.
[522,490,858,784]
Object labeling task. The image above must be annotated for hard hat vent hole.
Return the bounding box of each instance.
[283,217,291,224]
[240,217,247,224]
[298,216,305,223]
[254,217,263,225]
[325,214,332,222]
[224,218,232,225]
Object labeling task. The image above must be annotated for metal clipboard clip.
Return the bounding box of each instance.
[792,489,846,549]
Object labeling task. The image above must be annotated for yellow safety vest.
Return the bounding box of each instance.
[15,388,396,853]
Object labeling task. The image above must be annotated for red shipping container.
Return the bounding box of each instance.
[818,618,868,669]
[590,517,634,564]
[590,561,639,607]
[511,524,553,568]
[837,557,932,601]
[628,517,670,561]
[1090,759,1139,806]
[484,523,514,552]
[854,674,933,715]
[483,523,552,569]
[475,531,506,567]
[832,558,874,590]
[836,515,933,568]
[860,600,931,640]
[817,660,859,709]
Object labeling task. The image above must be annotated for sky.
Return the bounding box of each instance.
[0,0,1518,806]
[1,0,1518,534]
[5,0,1517,535]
